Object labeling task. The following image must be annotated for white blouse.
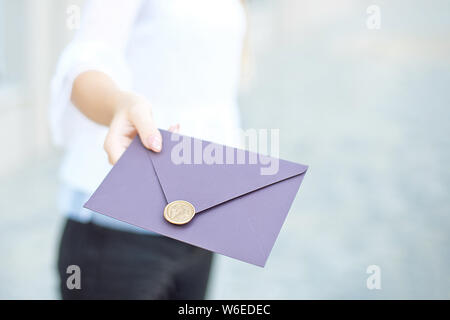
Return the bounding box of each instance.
[50,0,246,197]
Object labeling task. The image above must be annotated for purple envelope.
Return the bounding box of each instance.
[84,130,308,267]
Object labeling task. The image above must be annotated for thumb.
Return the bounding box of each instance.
[128,105,162,152]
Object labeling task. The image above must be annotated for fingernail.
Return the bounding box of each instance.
[148,134,162,151]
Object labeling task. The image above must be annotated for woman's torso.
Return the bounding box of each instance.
[58,0,246,231]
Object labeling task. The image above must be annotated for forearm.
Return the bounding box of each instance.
[71,70,129,126]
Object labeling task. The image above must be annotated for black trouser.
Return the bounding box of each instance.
[57,218,213,299]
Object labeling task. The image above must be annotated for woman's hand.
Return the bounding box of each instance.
[104,92,160,164]
[104,92,180,164]
[71,71,179,165]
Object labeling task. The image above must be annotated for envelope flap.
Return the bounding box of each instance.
[148,130,308,214]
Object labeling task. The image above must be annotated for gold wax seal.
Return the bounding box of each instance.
[164,200,196,225]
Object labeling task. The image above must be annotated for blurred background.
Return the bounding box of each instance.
[0,0,449,299]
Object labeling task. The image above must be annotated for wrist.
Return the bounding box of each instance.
[113,90,144,115]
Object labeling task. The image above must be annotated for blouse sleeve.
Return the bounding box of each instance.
[49,0,143,146]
